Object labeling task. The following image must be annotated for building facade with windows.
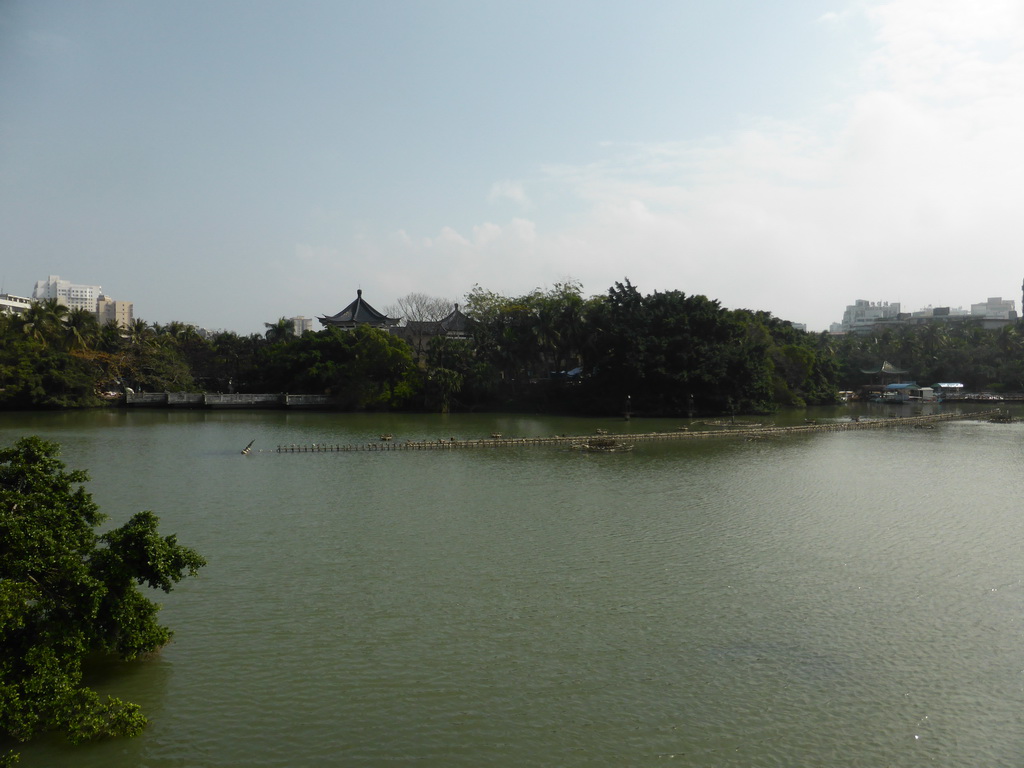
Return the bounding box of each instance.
[33,275,103,313]
[0,293,32,316]
[97,295,134,329]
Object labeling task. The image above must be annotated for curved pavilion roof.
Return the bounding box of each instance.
[860,360,909,375]
[318,290,399,329]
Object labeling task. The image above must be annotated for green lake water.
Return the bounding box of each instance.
[2,406,1022,767]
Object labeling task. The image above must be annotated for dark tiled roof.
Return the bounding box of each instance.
[439,305,472,334]
[318,290,399,328]
[402,305,473,338]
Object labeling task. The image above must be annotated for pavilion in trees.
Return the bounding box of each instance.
[397,304,473,362]
[860,360,909,384]
[403,304,472,341]
[317,290,400,331]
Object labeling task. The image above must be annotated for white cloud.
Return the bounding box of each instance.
[353,1,1024,329]
[488,180,530,207]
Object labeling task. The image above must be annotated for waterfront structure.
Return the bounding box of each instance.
[96,295,134,329]
[318,290,399,331]
[0,293,32,316]
[932,382,964,399]
[33,275,103,313]
[879,383,936,403]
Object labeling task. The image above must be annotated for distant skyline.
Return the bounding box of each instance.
[3,1,1023,334]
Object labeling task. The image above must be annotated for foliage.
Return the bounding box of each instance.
[0,311,197,409]
[821,320,1024,392]
[0,437,205,760]
[578,281,780,415]
[258,325,418,409]
[424,335,496,410]
[263,317,296,344]
[384,293,458,363]
[463,281,590,406]
[6,282,1024,415]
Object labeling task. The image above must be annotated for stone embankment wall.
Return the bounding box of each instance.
[126,393,332,408]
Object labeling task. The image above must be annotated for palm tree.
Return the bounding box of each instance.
[63,307,100,351]
[264,317,295,344]
[17,299,68,347]
[919,322,950,360]
[125,318,154,348]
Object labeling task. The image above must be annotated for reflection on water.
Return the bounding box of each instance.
[1,407,1022,767]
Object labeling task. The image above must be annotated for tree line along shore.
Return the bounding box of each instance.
[3,280,1023,416]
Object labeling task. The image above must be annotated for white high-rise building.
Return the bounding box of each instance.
[32,275,103,313]
[291,316,314,335]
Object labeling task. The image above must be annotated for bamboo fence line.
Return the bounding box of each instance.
[273,408,1005,453]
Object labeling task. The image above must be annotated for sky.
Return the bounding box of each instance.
[2,0,1023,334]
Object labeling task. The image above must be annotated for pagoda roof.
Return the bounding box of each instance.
[403,304,473,337]
[438,304,472,334]
[318,290,399,328]
[859,360,909,375]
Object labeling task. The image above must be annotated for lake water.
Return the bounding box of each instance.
[2,406,1023,767]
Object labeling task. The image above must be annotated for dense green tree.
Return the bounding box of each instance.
[424,335,495,410]
[0,437,204,763]
[464,281,590,403]
[580,281,780,415]
[257,325,418,408]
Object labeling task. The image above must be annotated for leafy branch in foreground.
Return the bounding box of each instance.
[0,437,205,763]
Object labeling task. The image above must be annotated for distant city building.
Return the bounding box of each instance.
[0,293,32,316]
[831,295,1017,333]
[830,300,902,333]
[971,297,1015,319]
[290,316,314,335]
[910,305,968,320]
[318,290,399,331]
[96,295,134,329]
[33,275,102,313]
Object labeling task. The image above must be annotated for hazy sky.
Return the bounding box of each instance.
[2,1,1023,333]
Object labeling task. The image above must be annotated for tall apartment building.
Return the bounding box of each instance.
[97,295,134,329]
[291,316,314,335]
[33,275,103,313]
[32,275,134,328]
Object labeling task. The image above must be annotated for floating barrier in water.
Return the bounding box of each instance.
[273,409,1003,453]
